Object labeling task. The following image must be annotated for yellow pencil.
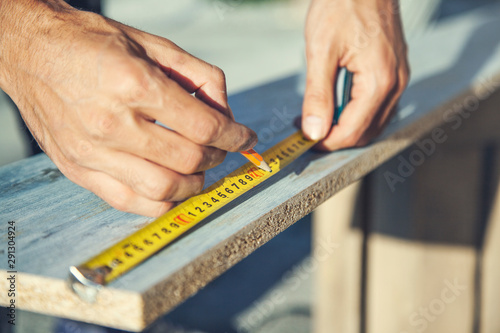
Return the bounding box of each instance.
[240,149,272,172]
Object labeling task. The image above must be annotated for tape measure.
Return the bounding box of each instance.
[69,70,353,303]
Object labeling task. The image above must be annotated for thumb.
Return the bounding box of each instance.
[302,51,339,141]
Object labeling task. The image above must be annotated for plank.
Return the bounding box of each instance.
[367,144,481,333]
[365,90,500,333]
[480,149,500,333]
[1,3,500,331]
[313,89,500,333]
[312,181,363,333]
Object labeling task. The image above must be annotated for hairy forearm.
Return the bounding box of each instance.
[0,0,72,91]
[0,0,33,88]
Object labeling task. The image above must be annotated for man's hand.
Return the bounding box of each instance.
[302,0,410,150]
[0,0,257,217]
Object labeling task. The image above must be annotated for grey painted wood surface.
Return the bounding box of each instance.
[1,3,500,331]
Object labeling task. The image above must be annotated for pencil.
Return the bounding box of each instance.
[240,149,272,172]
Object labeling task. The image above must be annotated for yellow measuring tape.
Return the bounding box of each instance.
[69,130,316,302]
[69,70,353,302]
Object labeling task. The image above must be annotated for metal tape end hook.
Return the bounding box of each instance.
[68,265,109,303]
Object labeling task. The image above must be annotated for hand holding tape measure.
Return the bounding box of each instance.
[69,69,353,302]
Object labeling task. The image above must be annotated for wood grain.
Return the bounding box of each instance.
[312,181,364,333]
[480,149,500,333]
[366,145,481,333]
[1,4,500,331]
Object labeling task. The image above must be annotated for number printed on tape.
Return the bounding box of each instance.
[73,131,315,285]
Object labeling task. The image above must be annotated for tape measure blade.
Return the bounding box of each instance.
[69,130,316,298]
[69,66,355,300]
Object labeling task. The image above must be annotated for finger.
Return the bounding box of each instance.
[98,29,249,148]
[82,149,205,202]
[41,110,176,217]
[374,63,410,130]
[75,96,230,173]
[358,61,410,142]
[53,149,176,217]
[145,42,232,117]
[138,119,228,174]
[362,84,399,142]
[316,67,395,151]
[138,75,257,153]
[302,45,339,141]
[83,110,228,174]
[78,169,175,217]
[107,24,233,118]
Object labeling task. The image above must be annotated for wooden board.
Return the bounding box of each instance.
[1,3,500,331]
[480,148,500,333]
[366,142,482,333]
[312,181,364,333]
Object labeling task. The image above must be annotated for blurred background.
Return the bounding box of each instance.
[1,0,499,332]
[2,0,497,167]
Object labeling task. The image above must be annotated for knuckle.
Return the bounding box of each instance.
[182,148,205,174]
[104,59,156,104]
[143,176,176,201]
[120,75,154,106]
[88,113,120,139]
[304,90,329,109]
[211,149,227,168]
[102,53,140,83]
[96,113,118,135]
[126,81,150,104]
[203,147,226,169]
[194,175,205,193]
[107,190,135,213]
[64,139,94,164]
[339,131,363,148]
[171,50,188,67]
[192,117,221,145]
[211,66,226,86]
[116,61,141,80]
[377,70,397,95]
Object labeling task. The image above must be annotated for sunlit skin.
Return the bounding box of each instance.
[302,0,410,150]
[0,0,409,216]
[0,0,257,217]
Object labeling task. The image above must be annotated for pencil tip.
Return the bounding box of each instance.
[260,162,272,173]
